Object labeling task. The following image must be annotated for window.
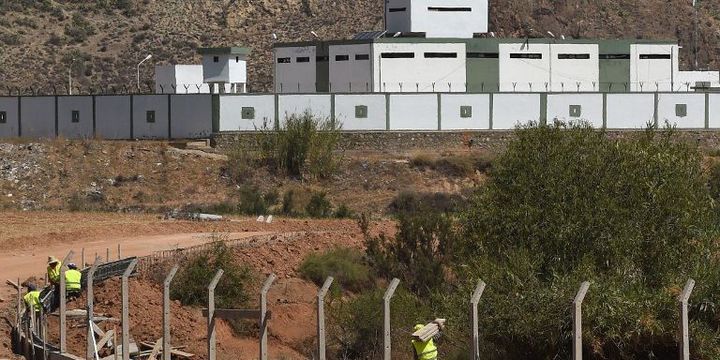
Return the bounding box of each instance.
[335,55,350,61]
[71,110,80,123]
[316,55,329,62]
[297,57,311,63]
[510,53,542,59]
[599,54,630,60]
[558,54,590,60]
[236,56,240,62]
[355,105,368,119]
[213,56,219,63]
[241,107,255,120]
[146,110,155,123]
[467,52,499,58]
[424,52,458,58]
[460,106,472,118]
[569,105,582,118]
[277,57,291,64]
[676,104,687,118]
[381,52,415,59]
[0,111,6,124]
[355,54,370,60]
[427,6,472,11]
[640,54,671,59]
[388,7,406,12]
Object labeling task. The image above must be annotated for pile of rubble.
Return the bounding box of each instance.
[0,143,47,210]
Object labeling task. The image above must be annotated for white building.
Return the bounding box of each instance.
[385,0,489,38]
[198,47,250,93]
[154,65,209,94]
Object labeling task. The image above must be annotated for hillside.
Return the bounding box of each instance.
[0,0,719,93]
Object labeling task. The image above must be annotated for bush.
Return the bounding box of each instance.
[64,13,96,43]
[171,241,251,308]
[388,190,464,215]
[281,189,297,215]
[306,192,332,218]
[299,248,371,292]
[411,153,493,177]
[237,185,268,216]
[334,204,354,219]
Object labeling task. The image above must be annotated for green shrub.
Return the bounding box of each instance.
[281,189,297,215]
[64,13,95,43]
[411,153,493,177]
[388,190,463,215]
[237,185,267,215]
[299,248,371,292]
[708,161,720,202]
[334,203,354,219]
[264,189,280,206]
[306,192,332,218]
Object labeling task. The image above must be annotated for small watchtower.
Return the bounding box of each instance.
[198,47,251,93]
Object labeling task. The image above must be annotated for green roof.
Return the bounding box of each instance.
[198,47,251,55]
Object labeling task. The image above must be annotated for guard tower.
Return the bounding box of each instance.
[198,47,251,93]
[385,0,489,38]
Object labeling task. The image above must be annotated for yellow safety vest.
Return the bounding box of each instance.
[412,339,438,360]
[23,291,41,312]
[48,262,62,283]
[65,269,82,291]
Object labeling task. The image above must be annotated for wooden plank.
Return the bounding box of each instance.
[202,308,261,320]
[96,329,115,349]
[148,337,163,360]
[92,321,106,338]
[6,279,19,290]
[412,319,446,342]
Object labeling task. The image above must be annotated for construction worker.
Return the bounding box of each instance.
[23,284,42,313]
[47,256,62,285]
[412,324,439,360]
[65,263,82,299]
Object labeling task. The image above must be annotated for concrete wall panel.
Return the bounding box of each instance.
[170,94,213,138]
[492,93,540,129]
[57,96,94,138]
[606,94,655,129]
[547,93,604,128]
[278,95,332,126]
[709,94,720,129]
[440,94,490,130]
[334,94,387,130]
[0,97,19,138]
[133,95,169,139]
[219,95,275,131]
[389,94,438,130]
[21,97,55,138]
[657,93,705,129]
[95,96,131,139]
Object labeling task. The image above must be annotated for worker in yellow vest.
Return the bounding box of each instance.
[23,284,42,313]
[411,324,439,360]
[65,263,82,299]
[47,256,62,285]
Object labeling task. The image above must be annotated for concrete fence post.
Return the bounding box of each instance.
[87,258,100,360]
[59,250,74,354]
[163,265,179,360]
[573,281,591,360]
[678,279,695,360]
[106,248,110,263]
[118,244,122,260]
[207,269,224,360]
[383,278,400,360]
[121,259,138,360]
[317,277,334,360]
[470,280,487,360]
[260,274,276,360]
[81,248,85,268]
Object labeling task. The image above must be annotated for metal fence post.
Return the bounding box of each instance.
[121,259,138,360]
[87,259,100,360]
[260,274,276,360]
[470,280,487,360]
[383,278,400,360]
[573,281,591,360]
[679,279,695,360]
[163,265,179,360]
[317,277,334,360]
[207,270,224,360]
[59,250,74,354]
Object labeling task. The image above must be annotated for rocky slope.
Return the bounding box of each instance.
[0,0,719,93]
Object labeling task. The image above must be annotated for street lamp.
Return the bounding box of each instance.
[136,54,152,91]
[68,58,76,95]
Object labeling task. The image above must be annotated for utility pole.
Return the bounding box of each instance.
[68,58,75,95]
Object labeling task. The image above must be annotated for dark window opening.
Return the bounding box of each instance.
[316,56,329,62]
[277,57,291,64]
[388,7,406,12]
[467,52,499,58]
[146,110,155,123]
[640,54,672,59]
[335,55,350,61]
[355,54,370,60]
[600,54,630,60]
[296,57,311,63]
[213,56,219,63]
[510,53,543,59]
[71,110,80,123]
[381,52,415,59]
[235,56,239,62]
[424,52,458,58]
[427,7,472,11]
[241,107,255,120]
[558,53,590,59]
[0,111,6,124]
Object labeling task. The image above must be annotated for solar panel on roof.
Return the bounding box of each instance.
[353,31,387,40]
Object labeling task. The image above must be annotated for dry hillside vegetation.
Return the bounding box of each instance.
[1,0,720,92]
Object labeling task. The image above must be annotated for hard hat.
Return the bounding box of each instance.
[414,324,424,332]
[48,256,59,264]
[26,283,37,291]
[68,263,77,270]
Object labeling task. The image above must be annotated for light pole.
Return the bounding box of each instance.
[68,58,76,95]
[137,54,152,92]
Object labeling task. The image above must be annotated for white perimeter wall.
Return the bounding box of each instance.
[335,94,387,130]
[492,93,540,129]
[278,95,332,126]
[171,95,213,138]
[0,97,19,138]
[57,96,93,138]
[709,94,720,129]
[630,44,678,92]
[441,94,490,130]
[550,44,599,92]
[373,43,466,93]
[133,95,169,139]
[219,95,275,131]
[275,47,317,93]
[410,0,488,38]
[96,96,131,139]
[329,44,373,93]
[606,93,655,129]
[389,94,438,130]
[499,43,550,92]
[21,97,55,138]
[547,93,603,128]
[657,93,705,129]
